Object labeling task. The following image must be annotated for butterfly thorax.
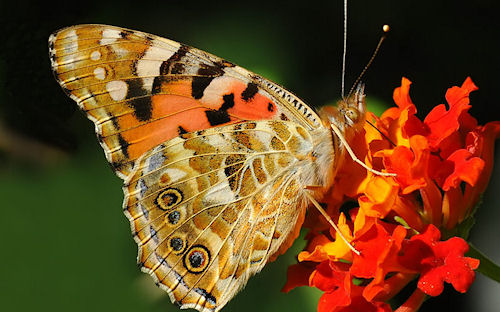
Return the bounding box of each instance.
[314,83,367,192]
[301,126,338,198]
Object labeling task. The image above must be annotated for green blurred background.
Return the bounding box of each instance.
[1,0,498,311]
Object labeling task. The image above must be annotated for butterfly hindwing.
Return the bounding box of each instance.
[124,121,312,311]
[49,24,322,179]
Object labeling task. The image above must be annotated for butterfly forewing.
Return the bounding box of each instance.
[49,24,322,178]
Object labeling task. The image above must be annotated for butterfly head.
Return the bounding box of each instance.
[319,83,366,140]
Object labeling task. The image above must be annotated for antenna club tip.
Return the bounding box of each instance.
[383,24,390,33]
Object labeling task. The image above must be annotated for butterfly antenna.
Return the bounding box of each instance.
[341,0,348,99]
[346,24,390,99]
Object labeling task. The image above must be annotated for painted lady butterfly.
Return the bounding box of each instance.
[48,24,390,311]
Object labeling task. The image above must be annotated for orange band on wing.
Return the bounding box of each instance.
[114,78,278,160]
[118,95,231,160]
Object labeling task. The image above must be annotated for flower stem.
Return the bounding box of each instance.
[467,243,500,283]
[394,289,426,312]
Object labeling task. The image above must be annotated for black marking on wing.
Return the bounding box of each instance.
[191,64,225,99]
[199,63,225,76]
[119,30,134,39]
[167,211,181,225]
[117,134,130,158]
[96,133,104,143]
[204,93,235,126]
[170,237,184,251]
[191,76,214,100]
[171,63,185,75]
[193,288,217,305]
[205,110,230,126]
[241,82,258,101]
[220,93,235,110]
[126,79,153,121]
[152,45,190,94]
[162,45,190,74]
[109,113,120,129]
[178,126,188,135]
[111,160,126,172]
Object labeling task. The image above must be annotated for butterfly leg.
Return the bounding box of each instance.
[330,124,396,177]
[304,191,360,255]
[304,185,324,191]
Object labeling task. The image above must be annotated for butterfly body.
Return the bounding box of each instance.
[49,25,363,311]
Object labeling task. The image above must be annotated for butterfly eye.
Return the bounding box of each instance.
[345,108,359,124]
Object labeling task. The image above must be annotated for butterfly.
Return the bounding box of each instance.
[49,24,386,311]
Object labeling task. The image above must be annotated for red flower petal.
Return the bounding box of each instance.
[312,261,393,312]
[383,135,430,194]
[403,225,479,296]
[441,149,485,191]
[463,121,500,207]
[358,176,400,218]
[424,77,478,150]
[393,77,416,113]
[351,223,408,279]
[311,261,352,311]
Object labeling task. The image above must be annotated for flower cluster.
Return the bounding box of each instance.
[284,78,500,311]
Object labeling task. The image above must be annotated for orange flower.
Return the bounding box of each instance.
[283,77,500,311]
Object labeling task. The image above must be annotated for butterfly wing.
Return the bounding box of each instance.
[49,24,322,179]
[125,120,314,311]
[49,24,335,311]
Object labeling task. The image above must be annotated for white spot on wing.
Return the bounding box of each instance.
[203,180,235,206]
[69,94,80,103]
[163,168,186,183]
[48,34,57,71]
[93,67,105,80]
[64,30,78,54]
[254,131,273,149]
[106,80,128,101]
[48,34,56,47]
[112,45,129,57]
[136,46,176,77]
[200,76,233,109]
[90,50,101,60]
[100,29,121,45]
